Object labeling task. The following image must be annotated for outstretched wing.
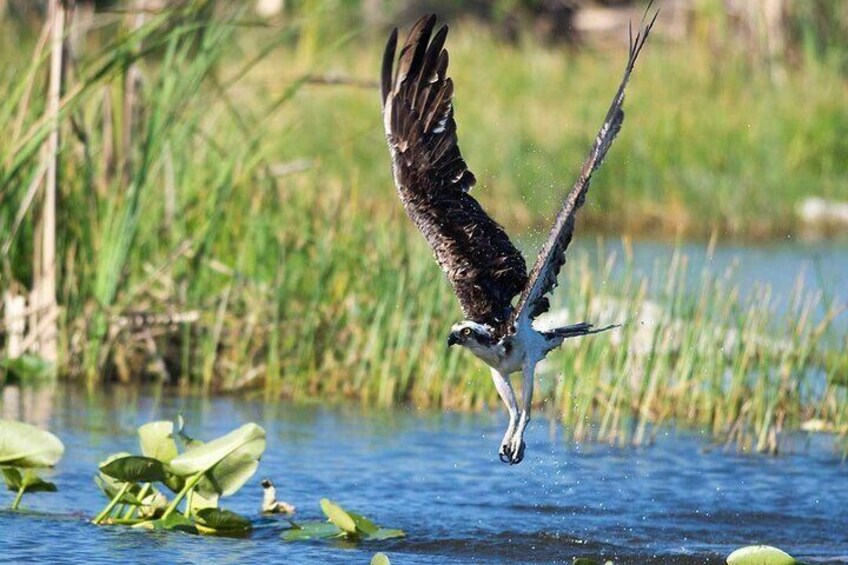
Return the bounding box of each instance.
[508,8,658,330]
[382,15,528,327]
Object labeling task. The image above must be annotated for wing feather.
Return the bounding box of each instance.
[508,7,658,330]
[382,15,528,328]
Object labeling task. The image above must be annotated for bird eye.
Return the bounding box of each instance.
[462,328,472,336]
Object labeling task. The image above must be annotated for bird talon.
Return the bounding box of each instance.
[506,440,525,465]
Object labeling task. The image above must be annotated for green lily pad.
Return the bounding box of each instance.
[138,421,178,464]
[189,488,219,513]
[161,471,185,494]
[133,512,197,533]
[282,521,344,541]
[320,498,357,534]
[94,475,141,505]
[95,453,144,504]
[194,508,252,534]
[0,419,64,467]
[2,467,57,493]
[169,423,265,497]
[176,415,204,451]
[368,528,405,541]
[348,511,379,535]
[371,553,391,565]
[99,455,167,483]
[727,545,798,565]
[573,559,599,565]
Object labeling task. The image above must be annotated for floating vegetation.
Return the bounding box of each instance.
[282,498,405,542]
[0,415,402,545]
[93,418,265,535]
[727,545,802,565]
[371,553,391,565]
[0,419,64,510]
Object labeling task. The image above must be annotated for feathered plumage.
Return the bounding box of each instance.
[381,15,528,329]
[382,9,656,336]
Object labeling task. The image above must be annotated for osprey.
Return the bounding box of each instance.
[381,11,656,464]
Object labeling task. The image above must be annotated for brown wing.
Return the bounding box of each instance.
[382,15,527,328]
[508,8,658,330]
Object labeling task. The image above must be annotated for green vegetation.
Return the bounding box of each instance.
[283,498,405,542]
[0,415,403,546]
[0,2,845,454]
[93,417,265,534]
[371,554,391,565]
[0,419,64,510]
[727,545,802,565]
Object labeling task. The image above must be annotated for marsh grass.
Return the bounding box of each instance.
[0,3,845,452]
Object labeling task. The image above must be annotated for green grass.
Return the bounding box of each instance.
[269,12,848,239]
[0,3,846,452]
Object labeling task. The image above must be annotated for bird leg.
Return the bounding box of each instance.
[506,364,534,465]
[490,368,518,463]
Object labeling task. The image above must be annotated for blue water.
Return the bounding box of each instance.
[2,386,847,564]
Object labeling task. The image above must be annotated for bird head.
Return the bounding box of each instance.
[447,321,496,351]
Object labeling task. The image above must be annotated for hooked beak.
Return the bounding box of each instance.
[447,332,459,348]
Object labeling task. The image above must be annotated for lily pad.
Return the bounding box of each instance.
[138,421,178,464]
[99,455,167,484]
[2,467,57,493]
[349,511,379,535]
[169,423,265,497]
[320,498,357,534]
[194,508,252,534]
[282,521,344,541]
[95,453,143,504]
[368,528,405,541]
[285,501,405,543]
[371,553,391,565]
[176,415,204,451]
[133,512,197,533]
[0,419,64,467]
[189,488,219,514]
[727,545,798,565]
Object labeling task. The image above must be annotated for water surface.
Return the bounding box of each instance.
[2,386,846,564]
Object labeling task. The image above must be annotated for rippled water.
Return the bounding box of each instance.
[2,386,846,564]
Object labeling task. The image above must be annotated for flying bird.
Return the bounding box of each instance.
[381,10,657,464]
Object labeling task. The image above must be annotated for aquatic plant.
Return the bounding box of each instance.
[0,419,64,510]
[727,545,803,565]
[371,553,391,565]
[93,418,266,535]
[282,498,405,542]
